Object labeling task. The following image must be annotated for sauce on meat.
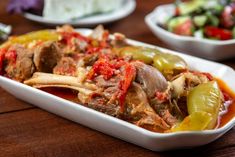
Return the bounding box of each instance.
[216,79,235,127]
[41,87,79,103]
[41,79,235,129]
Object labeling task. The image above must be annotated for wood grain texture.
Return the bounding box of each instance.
[0,88,34,114]
[0,0,234,156]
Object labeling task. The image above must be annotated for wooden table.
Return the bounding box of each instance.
[0,0,234,156]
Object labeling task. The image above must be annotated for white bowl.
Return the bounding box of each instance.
[145,4,235,61]
[0,29,235,151]
[23,0,136,27]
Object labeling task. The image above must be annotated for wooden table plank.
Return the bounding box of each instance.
[0,109,157,157]
[0,108,234,157]
[0,88,35,114]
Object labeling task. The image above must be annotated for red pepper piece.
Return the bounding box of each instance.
[204,26,232,40]
[87,55,115,80]
[118,63,136,111]
[155,91,168,102]
[5,49,17,63]
[0,48,8,75]
[60,31,90,48]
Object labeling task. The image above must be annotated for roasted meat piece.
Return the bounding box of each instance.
[132,61,168,99]
[53,57,77,76]
[4,44,35,82]
[33,41,61,73]
[124,82,170,132]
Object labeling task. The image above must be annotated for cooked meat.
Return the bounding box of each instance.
[132,61,168,99]
[1,25,229,133]
[85,94,120,117]
[83,53,99,66]
[33,41,61,73]
[111,33,129,48]
[4,44,35,82]
[53,57,77,76]
[124,82,170,132]
[151,100,178,127]
[170,71,211,99]
[94,75,121,88]
[90,25,105,41]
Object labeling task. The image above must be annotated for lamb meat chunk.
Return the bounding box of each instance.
[124,82,170,132]
[151,101,179,127]
[33,41,61,73]
[79,92,120,117]
[4,44,35,82]
[53,57,77,76]
[132,61,168,99]
[94,75,121,88]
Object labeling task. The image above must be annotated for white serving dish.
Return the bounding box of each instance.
[23,0,136,27]
[0,29,235,151]
[145,4,235,61]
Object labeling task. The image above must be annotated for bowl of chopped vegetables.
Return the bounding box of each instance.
[145,0,235,60]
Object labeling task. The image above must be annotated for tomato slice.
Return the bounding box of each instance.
[221,5,235,28]
[118,63,136,111]
[174,19,194,36]
[204,26,232,40]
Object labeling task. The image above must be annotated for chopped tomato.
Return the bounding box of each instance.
[204,26,232,40]
[118,63,136,111]
[173,19,193,36]
[222,91,232,102]
[191,71,214,81]
[221,6,235,28]
[201,72,214,81]
[0,56,3,74]
[86,47,102,54]
[155,91,168,102]
[87,55,115,80]
[5,49,17,63]
[0,48,7,75]
[60,31,90,47]
[99,31,110,48]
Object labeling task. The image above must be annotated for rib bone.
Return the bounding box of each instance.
[24,72,98,95]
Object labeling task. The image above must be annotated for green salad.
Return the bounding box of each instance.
[161,0,235,40]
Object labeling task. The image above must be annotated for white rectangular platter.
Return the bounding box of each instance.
[0,29,235,151]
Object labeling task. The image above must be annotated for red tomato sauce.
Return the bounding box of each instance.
[217,79,235,128]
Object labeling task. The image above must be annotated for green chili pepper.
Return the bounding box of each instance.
[173,81,221,132]
[1,30,60,48]
[153,53,187,77]
[118,46,161,64]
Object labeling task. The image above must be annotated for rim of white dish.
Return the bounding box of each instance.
[145,3,235,46]
[23,0,136,26]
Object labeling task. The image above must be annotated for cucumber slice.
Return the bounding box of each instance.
[168,16,190,32]
[178,0,206,15]
[206,12,220,26]
[203,1,224,15]
[194,29,204,38]
[193,15,208,27]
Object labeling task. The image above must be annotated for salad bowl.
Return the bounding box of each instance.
[145,4,235,61]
